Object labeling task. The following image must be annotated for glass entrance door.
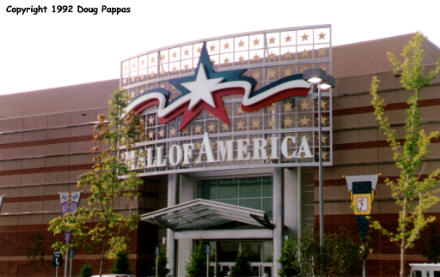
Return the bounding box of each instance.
[204,240,273,277]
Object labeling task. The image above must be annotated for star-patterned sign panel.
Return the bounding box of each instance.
[121,25,332,177]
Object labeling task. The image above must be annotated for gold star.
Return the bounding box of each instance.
[253,38,260,46]
[284,102,293,112]
[301,100,310,110]
[141,59,146,66]
[252,120,260,129]
[160,54,166,61]
[321,116,328,125]
[238,56,245,62]
[148,116,155,125]
[170,128,177,136]
[268,53,277,61]
[236,106,244,114]
[158,129,165,138]
[322,152,328,160]
[283,68,293,77]
[148,131,154,139]
[210,45,216,51]
[284,117,293,127]
[238,40,245,48]
[269,69,277,79]
[197,47,202,54]
[224,57,230,64]
[184,49,190,56]
[224,42,230,49]
[301,34,309,41]
[208,123,216,132]
[322,135,328,144]
[195,143,201,150]
[222,123,229,131]
[284,51,293,60]
[267,104,275,113]
[236,120,245,130]
[285,35,292,43]
[172,52,177,58]
[321,100,328,110]
[269,36,276,44]
[172,66,177,72]
[252,71,261,79]
[319,32,326,40]
[122,79,127,85]
[182,128,189,135]
[195,124,202,134]
[150,57,155,63]
[268,118,276,128]
[300,116,310,126]
[253,54,260,61]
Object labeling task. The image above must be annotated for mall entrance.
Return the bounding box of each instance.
[203,240,273,277]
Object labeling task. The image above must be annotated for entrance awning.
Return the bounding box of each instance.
[141,199,273,231]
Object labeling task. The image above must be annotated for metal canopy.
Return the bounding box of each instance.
[141,199,273,231]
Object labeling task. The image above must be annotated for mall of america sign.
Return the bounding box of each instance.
[121,25,333,176]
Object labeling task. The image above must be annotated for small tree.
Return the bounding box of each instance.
[231,252,252,277]
[111,250,131,274]
[152,247,170,277]
[278,237,300,277]
[48,89,144,276]
[186,242,206,277]
[26,232,46,271]
[80,263,93,277]
[369,32,440,277]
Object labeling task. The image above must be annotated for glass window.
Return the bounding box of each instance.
[218,241,239,262]
[198,176,272,217]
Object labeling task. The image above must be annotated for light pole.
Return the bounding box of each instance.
[303,69,335,248]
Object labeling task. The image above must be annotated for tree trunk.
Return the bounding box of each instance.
[99,244,105,277]
[400,245,405,277]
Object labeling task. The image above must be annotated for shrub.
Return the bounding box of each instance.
[80,263,93,277]
[111,250,131,274]
[231,252,252,277]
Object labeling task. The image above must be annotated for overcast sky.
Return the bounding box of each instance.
[1,0,439,95]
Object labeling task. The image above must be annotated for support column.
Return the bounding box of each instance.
[167,174,178,277]
[273,168,283,276]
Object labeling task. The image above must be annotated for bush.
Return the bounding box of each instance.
[186,242,206,277]
[111,250,131,274]
[80,263,93,277]
[231,252,252,277]
[279,230,362,277]
[152,247,170,277]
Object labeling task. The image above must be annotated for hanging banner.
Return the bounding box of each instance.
[345,175,379,240]
[0,195,4,211]
[59,192,81,243]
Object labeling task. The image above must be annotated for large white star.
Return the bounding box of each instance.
[181,65,224,110]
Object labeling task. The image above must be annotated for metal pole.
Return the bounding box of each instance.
[64,249,68,277]
[56,266,59,277]
[155,254,159,277]
[318,85,324,248]
[206,252,209,277]
[69,256,73,277]
[318,84,325,276]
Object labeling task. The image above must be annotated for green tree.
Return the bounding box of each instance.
[278,237,300,277]
[48,89,144,276]
[111,250,131,274]
[369,32,440,277]
[231,252,252,277]
[152,247,170,277]
[185,242,206,277]
[80,263,93,277]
